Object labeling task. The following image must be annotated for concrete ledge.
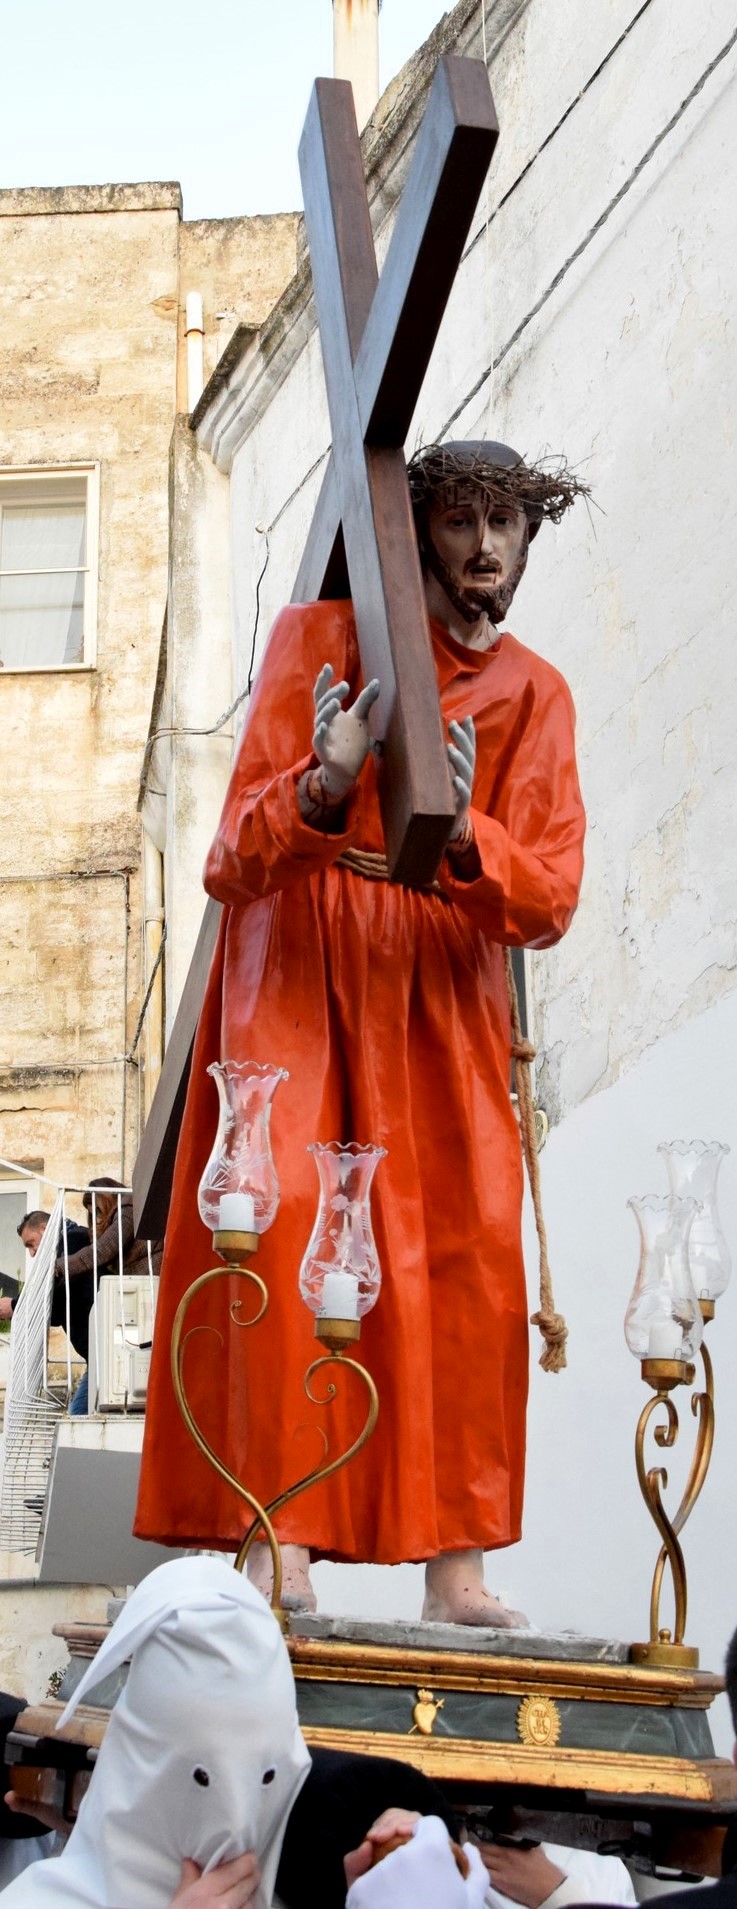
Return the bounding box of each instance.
[0,182,183,218]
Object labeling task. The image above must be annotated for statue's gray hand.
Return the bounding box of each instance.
[447,715,476,838]
[312,662,380,797]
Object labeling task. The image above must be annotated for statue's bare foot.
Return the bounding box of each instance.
[246,1541,317,1613]
[422,1549,528,1628]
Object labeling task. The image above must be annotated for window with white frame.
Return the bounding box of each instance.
[0,1175,41,1287]
[0,466,99,672]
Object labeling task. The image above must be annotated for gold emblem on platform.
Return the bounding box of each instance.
[516,1694,561,1747]
[410,1688,445,1736]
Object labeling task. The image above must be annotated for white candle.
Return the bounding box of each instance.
[647,1319,683,1359]
[320,1271,360,1320]
[219,1192,256,1232]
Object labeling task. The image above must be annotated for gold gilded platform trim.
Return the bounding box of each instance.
[287,1638,723,1710]
[301,1727,737,1802]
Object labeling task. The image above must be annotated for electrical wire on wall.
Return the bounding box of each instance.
[142,529,271,766]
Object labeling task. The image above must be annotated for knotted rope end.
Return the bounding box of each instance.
[530,1308,568,1374]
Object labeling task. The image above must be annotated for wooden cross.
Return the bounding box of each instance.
[133,55,499,1237]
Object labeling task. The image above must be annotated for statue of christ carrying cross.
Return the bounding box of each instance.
[135,58,587,1623]
[136,438,586,1624]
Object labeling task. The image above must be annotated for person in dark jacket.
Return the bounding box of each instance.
[53,1178,163,1416]
[0,1211,89,1343]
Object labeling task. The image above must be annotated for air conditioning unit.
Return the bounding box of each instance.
[88,1276,159,1413]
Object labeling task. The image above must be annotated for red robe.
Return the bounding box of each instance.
[136,601,585,1562]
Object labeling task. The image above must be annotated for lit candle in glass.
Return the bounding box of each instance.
[624,1194,702,1365]
[646,1319,683,1360]
[219,1192,256,1232]
[197,1060,288,1236]
[320,1271,360,1320]
[299,1142,386,1325]
[659,1141,731,1305]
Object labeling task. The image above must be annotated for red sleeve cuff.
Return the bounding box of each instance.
[251,757,364,869]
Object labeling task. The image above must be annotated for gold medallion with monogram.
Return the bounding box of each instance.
[516,1694,561,1747]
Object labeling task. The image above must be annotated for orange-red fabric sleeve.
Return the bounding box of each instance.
[204,605,364,906]
[437,671,585,948]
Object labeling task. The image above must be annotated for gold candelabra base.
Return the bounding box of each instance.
[631,1635,699,1668]
[315,1315,361,1350]
[631,1322,715,1671]
[171,1234,378,1631]
[212,1228,259,1265]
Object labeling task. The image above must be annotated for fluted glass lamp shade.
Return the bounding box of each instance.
[625,1195,703,1362]
[197,1061,288,1233]
[299,1143,386,1320]
[659,1141,731,1303]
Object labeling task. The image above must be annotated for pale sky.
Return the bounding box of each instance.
[0,0,452,218]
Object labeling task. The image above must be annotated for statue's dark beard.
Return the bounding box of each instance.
[423,533,529,627]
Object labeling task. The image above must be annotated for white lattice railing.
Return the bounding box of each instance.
[0,1162,157,1553]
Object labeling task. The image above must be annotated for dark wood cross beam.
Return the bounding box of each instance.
[133,56,498,1238]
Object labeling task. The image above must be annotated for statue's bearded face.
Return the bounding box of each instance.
[424,484,529,624]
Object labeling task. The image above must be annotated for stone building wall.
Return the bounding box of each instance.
[0,184,298,1191]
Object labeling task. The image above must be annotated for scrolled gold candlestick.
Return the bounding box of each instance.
[235,1313,379,1573]
[626,1194,718,1669]
[170,1226,288,1627]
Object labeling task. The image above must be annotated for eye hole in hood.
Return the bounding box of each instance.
[193,1767,210,1787]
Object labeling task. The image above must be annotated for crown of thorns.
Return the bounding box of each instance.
[406,444,589,525]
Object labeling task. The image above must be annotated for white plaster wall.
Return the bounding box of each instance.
[0,1581,112,1703]
[159,425,235,1026]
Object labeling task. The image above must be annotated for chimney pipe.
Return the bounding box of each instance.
[184,292,205,412]
[333,0,380,132]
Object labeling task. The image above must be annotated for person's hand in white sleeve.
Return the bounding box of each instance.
[345,1813,488,1908]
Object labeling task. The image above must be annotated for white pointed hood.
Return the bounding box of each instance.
[2,1557,310,1908]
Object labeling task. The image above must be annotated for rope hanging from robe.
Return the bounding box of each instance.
[336,846,568,1373]
[503,945,568,1373]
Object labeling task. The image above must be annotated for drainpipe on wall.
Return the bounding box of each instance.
[333,0,381,132]
[185,292,205,412]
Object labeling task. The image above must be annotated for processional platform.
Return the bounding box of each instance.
[7,1612,737,1879]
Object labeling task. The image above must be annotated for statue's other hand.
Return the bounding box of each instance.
[447,715,476,839]
[312,662,380,798]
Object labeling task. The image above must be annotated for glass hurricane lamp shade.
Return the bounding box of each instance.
[299,1143,387,1321]
[197,1061,289,1234]
[659,1141,731,1303]
[625,1195,704,1363]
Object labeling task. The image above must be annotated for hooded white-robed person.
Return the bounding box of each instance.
[0,1556,310,1908]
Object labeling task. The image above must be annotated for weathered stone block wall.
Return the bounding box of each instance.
[179,212,300,395]
[0,185,180,1186]
[0,184,299,1185]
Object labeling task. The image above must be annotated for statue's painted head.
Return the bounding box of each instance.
[407,440,587,626]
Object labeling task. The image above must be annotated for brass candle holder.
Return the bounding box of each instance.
[170,1226,288,1623]
[234,1311,378,1574]
[630,1291,715,1670]
[171,1236,379,1633]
